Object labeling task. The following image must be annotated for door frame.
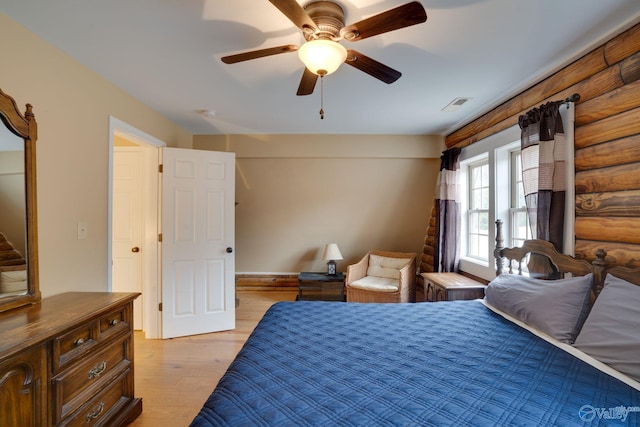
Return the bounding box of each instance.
[108,116,165,339]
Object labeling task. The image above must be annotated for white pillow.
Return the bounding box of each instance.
[485,273,593,343]
[366,255,411,279]
[573,274,640,382]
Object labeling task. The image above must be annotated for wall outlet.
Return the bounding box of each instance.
[77,222,88,240]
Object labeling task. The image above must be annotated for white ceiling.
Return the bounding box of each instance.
[2,0,640,136]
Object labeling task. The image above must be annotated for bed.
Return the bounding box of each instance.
[190,239,640,426]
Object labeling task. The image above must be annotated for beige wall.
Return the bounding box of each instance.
[0,13,192,297]
[194,134,444,273]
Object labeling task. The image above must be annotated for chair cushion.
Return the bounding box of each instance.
[349,276,399,292]
[367,255,411,279]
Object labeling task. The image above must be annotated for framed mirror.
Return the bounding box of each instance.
[0,88,39,312]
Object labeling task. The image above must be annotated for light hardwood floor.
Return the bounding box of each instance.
[129,289,297,427]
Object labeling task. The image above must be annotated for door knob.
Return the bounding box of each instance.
[226,247,233,253]
[131,247,140,253]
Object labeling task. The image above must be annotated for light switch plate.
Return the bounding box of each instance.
[77,222,88,240]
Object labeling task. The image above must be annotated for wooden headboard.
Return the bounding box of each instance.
[606,265,640,286]
[493,219,640,297]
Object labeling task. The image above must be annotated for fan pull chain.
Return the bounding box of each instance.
[319,75,324,120]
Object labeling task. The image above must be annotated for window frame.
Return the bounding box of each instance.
[459,125,522,281]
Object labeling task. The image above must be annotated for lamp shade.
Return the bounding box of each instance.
[298,39,347,76]
[322,243,343,261]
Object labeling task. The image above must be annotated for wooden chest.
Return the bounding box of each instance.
[421,273,485,302]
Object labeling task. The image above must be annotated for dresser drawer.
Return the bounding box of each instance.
[53,322,99,373]
[52,334,131,424]
[60,368,132,427]
[99,305,130,342]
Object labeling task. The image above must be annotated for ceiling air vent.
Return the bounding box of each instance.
[442,97,472,112]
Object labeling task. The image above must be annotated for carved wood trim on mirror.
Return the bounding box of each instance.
[0,88,40,312]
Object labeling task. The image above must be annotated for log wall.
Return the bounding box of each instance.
[419,206,437,274]
[423,23,640,271]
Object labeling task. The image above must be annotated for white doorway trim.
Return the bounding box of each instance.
[108,116,166,339]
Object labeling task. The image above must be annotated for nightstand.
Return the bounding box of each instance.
[297,272,345,301]
[420,272,485,302]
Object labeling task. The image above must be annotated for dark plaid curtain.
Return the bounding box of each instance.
[434,147,461,273]
[519,102,566,276]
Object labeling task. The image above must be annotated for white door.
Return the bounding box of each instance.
[112,148,144,329]
[161,147,236,339]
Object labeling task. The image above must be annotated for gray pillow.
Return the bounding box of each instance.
[573,274,640,382]
[485,273,593,343]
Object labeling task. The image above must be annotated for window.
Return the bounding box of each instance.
[462,148,521,264]
[467,161,489,260]
[457,104,576,280]
[458,125,525,281]
[510,151,530,248]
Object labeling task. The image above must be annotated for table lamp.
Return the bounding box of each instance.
[322,243,343,276]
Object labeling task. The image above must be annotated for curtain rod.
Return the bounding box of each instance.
[519,93,581,124]
[527,93,581,112]
[560,93,580,108]
[563,93,580,103]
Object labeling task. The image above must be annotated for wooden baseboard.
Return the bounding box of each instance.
[236,274,299,291]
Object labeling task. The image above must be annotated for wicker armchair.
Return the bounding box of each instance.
[345,251,417,303]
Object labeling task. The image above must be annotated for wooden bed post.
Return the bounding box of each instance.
[592,249,607,297]
[494,219,504,275]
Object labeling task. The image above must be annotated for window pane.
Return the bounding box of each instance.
[481,164,489,186]
[517,183,526,208]
[510,149,530,247]
[472,189,481,209]
[466,160,490,261]
[479,235,488,259]
[469,212,478,233]
[479,212,489,234]
[517,211,527,228]
[469,235,478,257]
[481,188,489,209]
[514,211,528,241]
[472,166,482,186]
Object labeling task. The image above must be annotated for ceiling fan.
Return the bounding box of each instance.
[221,0,427,96]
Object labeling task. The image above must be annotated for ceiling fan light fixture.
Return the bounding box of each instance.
[298,39,347,76]
[199,109,217,118]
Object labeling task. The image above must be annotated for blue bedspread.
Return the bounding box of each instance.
[191,300,640,426]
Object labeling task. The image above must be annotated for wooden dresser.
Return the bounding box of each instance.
[0,292,142,426]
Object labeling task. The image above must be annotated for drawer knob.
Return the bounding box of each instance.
[88,361,107,379]
[86,402,105,422]
[109,319,119,326]
[74,338,85,346]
